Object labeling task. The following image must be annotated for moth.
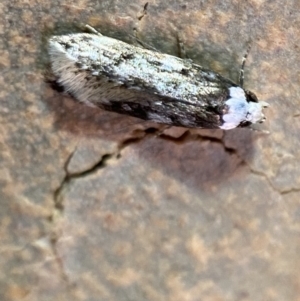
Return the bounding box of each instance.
[48,27,268,130]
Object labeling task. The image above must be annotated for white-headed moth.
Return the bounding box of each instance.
[48,28,268,130]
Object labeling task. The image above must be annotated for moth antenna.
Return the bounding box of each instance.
[84,24,102,36]
[239,43,252,88]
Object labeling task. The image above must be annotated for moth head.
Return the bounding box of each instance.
[220,87,268,130]
[243,90,269,125]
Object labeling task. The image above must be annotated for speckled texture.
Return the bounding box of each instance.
[1,1,300,301]
[48,33,266,130]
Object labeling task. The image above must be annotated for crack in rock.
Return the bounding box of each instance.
[133,2,149,45]
[52,130,153,214]
[48,127,272,285]
[49,233,71,286]
[49,148,115,287]
[244,164,300,196]
[53,153,114,213]
[137,2,149,21]
[53,150,76,211]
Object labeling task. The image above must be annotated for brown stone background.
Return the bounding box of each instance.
[1,0,300,300]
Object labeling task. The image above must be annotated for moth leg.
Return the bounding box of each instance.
[177,33,187,59]
[251,129,270,134]
[84,24,103,36]
[176,33,195,68]
[249,124,270,134]
[133,2,148,43]
[239,43,252,87]
[131,34,159,51]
